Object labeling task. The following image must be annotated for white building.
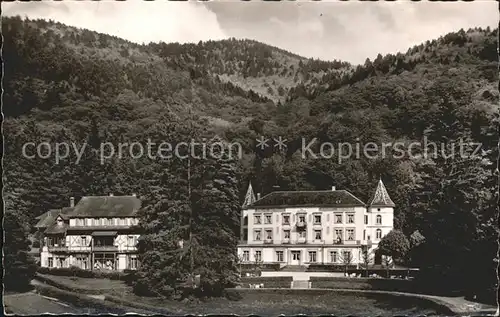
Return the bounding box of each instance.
[37,195,141,271]
[237,180,395,267]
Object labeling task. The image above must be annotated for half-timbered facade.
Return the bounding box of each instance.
[38,194,140,271]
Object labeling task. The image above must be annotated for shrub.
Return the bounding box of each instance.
[239,276,292,288]
[36,266,134,280]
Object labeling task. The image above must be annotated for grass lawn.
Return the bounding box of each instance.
[106,288,449,316]
[37,274,128,291]
[36,275,452,316]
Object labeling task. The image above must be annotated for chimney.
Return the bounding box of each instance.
[109,193,114,196]
[70,197,75,207]
[331,186,336,191]
[132,193,136,197]
[257,193,261,200]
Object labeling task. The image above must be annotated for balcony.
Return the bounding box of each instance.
[282,238,290,244]
[297,237,306,244]
[264,239,273,244]
[93,245,118,252]
[48,245,68,252]
[282,222,291,227]
[343,239,360,245]
[296,221,306,229]
[67,246,91,253]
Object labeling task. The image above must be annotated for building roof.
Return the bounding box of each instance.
[248,190,366,209]
[69,196,141,218]
[35,209,61,228]
[370,179,395,207]
[44,221,68,235]
[242,182,257,208]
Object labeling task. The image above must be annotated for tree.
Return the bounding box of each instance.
[339,250,354,276]
[360,248,374,277]
[135,116,241,299]
[3,211,38,291]
[377,230,410,264]
[382,255,394,278]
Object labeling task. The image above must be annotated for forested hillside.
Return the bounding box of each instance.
[2,16,498,302]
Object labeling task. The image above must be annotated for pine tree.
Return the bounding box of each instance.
[3,211,38,291]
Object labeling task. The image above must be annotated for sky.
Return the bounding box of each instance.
[3,0,498,64]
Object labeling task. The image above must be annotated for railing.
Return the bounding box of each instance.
[282,238,290,244]
[343,239,359,245]
[48,246,68,252]
[264,239,273,244]
[93,245,118,251]
[297,237,307,244]
[296,221,306,228]
[67,246,92,253]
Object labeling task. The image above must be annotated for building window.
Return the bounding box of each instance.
[81,236,87,246]
[330,251,338,263]
[298,215,306,223]
[308,251,317,263]
[314,215,321,224]
[283,230,290,239]
[376,215,382,225]
[314,230,322,240]
[254,215,262,225]
[255,251,262,262]
[363,230,366,240]
[376,229,382,239]
[264,214,272,224]
[254,230,261,241]
[128,235,136,247]
[364,215,368,225]
[243,250,250,262]
[299,231,306,238]
[377,208,381,211]
[346,229,355,241]
[283,215,290,225]
[243,216,248,226]
[342,250,352,262]
[76,256,89,270]
[347,214,354,224]
[335,229,343,242]
[128,255,138,270]
[276,251,284,262]
[335,214,343,224]
[48,257,54,268]
[265,230,273,240]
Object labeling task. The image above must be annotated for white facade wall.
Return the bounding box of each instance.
[40,217,140,271]
[238,204,394,266]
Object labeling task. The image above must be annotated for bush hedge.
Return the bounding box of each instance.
[239,276,292,288]
[307,264,357,272]
[309,276,416,292]
[37,266,136,283]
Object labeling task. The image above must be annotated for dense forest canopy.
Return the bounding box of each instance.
[2,16,498,302]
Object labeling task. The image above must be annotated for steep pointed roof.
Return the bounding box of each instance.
[242,182,257,208]
[370,179,395,207]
